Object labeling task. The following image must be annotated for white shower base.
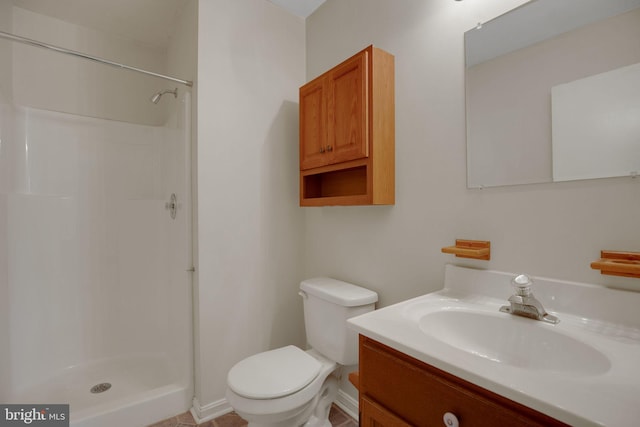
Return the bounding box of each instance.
[10,354,191,427]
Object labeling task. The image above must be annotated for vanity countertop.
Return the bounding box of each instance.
[348,265,640,427]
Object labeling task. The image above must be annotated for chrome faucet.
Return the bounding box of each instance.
[499,274,560,324]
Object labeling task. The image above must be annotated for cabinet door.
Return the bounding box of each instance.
[300,78,327,170]
[326,50,369,164]
[360,337,567,427]
[361,396,412,427]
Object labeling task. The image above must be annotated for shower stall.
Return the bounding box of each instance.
[0,2,195,426]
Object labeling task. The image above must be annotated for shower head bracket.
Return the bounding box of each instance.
[150,88,178,104]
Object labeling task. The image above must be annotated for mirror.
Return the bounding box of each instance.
[465,0,640,188]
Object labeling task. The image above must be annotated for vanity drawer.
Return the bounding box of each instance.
[359,336,567,427]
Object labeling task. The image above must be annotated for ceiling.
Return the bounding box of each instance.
[268,0,325,18]
[11,0,325,49]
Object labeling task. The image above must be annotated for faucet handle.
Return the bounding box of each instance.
[511,274,533,296]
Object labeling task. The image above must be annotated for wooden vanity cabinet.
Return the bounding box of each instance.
[358,336,568,427]
[299,45,394,206]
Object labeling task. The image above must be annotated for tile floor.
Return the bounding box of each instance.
[147,404,358,427]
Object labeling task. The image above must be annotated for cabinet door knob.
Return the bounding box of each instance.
[326,145,333,152]
[443,412,459,427]
[319,146,325,153]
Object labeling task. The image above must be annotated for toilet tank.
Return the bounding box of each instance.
[300,278,378,365]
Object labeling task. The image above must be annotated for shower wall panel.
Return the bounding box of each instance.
[4,107,183,395]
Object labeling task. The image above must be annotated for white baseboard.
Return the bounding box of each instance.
[334,388,359,421]
[190,396,233,424]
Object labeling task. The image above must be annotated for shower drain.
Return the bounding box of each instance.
[90,383,112,394]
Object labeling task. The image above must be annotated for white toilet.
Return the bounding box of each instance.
[225,277,378,427]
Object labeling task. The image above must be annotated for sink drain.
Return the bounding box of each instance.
[90,383,112,394]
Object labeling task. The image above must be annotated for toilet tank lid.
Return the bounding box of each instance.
[300,277,378,307]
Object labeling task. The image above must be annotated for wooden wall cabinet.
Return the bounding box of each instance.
[359,336,568,427]
[299,45,394,206]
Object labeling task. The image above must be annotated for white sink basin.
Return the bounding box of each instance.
[348,265,640,427]
[418,308,610,374]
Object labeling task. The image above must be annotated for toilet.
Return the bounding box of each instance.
[225,277,378,427]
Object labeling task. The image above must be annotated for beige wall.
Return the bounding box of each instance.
[305,0,640,303]
[10,6,169,125]
[189,0,640,413]
[0,0,10,395]
[0,2,12,100]
[305,0,640,398]
[194,0,306,418]
[304,11,640,414]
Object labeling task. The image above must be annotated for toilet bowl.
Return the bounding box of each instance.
[225,278,378,427]
[226,348,337,427]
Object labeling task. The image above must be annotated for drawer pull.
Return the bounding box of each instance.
[443,412,459,427]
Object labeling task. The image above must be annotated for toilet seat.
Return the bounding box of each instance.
[227,346,322,399]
